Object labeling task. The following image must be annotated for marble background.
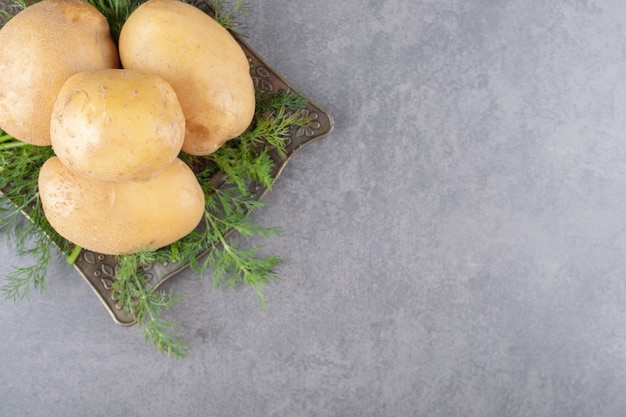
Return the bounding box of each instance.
[2,0,626,416]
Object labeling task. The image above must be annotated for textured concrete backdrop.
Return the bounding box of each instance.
[2,0,626,416]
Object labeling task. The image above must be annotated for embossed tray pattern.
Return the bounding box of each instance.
[0,4,334,326]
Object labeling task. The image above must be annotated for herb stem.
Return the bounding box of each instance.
[0,140,28,150]
[66,245,82,265]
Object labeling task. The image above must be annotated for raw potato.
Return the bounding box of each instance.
[118,0,255,155]
[39,156,205,255]
[51,69,185,182]
[0,0,119,146]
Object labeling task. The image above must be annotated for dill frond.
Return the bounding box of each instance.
[113,251,189,358]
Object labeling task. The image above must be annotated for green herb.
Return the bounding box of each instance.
[112,250,188,358]
[209,88,312,193]
[194,186,283,303]
[0,0,311,358]
[0,135,69,301]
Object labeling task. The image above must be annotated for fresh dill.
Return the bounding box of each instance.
[112,250,188,358]
[209,88,313,194]
[0,0,311,358]
[0,137,67,301]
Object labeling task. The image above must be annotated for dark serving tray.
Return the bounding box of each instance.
[0,3,334,325]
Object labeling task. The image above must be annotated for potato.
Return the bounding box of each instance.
[51,69,185,182]
[118,0,255,155]
[0,0,119,146]
[39,156,205,255]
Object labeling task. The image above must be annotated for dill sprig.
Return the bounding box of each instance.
[112,251,188,358]
[0,201,52,301]
[0,0,311,358]
[195,186,282,299]
[201,203,282,308]
[0,136,68,301]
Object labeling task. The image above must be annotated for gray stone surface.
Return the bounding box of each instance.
[2,0,626,416]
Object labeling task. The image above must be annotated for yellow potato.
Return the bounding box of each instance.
[0,0,119,146]
[118,0,255,155]
[39,156,205,255]
[51,69,185,182]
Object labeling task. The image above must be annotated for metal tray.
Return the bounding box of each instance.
[0,5,334,325]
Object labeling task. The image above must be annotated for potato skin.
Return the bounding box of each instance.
[0,0,119,146]
[118,0,255,155]
[39,156,205,255]
[51,69,185,182]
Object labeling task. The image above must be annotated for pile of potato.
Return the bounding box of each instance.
[0,0,256,255]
